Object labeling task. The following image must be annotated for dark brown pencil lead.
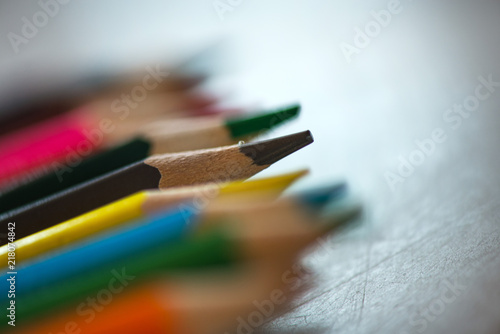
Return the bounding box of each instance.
[239,130,314,165]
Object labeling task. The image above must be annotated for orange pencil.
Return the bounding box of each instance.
[11,262,293,334]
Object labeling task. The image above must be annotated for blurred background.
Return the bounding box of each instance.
[1,1,500,333]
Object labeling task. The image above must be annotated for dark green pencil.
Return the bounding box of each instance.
[0,104,300,214]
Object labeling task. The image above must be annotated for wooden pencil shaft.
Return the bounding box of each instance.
[5,200,315,299]
[0,138,152,215]
[9,229,235,323]
[0,162,160,244]
[0,131,313,245]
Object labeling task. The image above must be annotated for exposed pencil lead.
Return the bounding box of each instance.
[225,104,301,138]
[220,169,308,194]
[240,130,314,166]
[297,182,347,210]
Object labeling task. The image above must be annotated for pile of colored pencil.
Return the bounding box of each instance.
[0,65,361,333]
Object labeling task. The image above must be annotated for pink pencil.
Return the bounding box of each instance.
[0,97,241,189]
[0,111,98,189]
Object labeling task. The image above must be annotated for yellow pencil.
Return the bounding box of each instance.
[0,170,307,265]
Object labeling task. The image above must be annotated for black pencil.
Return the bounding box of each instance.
[0,130,313,245]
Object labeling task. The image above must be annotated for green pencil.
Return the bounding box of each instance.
[6,194,361,325]
[0,104,300,214]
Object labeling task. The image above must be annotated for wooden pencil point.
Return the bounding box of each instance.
[239,130,314,166]
[297,182,347,210]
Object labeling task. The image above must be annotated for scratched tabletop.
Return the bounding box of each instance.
[248,1,500,333]
[223,1,500,333]
[1,1,500,333]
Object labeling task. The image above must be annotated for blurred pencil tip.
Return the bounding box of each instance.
[225,103,301,138]
[240,130,313,166]
[297,182,347,210]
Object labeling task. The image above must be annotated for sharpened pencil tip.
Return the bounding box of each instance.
[225,104,301,138]
[297,182,347,210]
[239,130,314,166]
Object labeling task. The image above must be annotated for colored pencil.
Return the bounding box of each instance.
[1,182,342,293]
[0,170,308,262]
[6,227,238,325]
[4,194,361,325]
[9,261,292,334]
[0,104,300,213]
[0,103,297,190]
[0,130,313,244]
[103,104,298,146]
[0,72,207,137]
[0,90,215,154]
